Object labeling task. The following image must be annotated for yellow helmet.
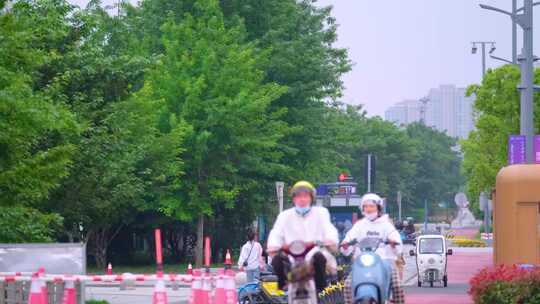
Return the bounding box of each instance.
[291,181,316,201]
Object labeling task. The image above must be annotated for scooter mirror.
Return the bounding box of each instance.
[409,249,415,256]
[447,249,453,255]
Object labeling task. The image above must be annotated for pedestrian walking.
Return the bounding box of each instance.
[238,230,264,283]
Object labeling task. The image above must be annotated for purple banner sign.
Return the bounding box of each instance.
[535,135,540,164]
[508,135,526,165]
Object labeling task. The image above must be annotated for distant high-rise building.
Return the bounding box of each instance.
[384,102,408,126]
[384,100,422,126]
[384,85,475,139]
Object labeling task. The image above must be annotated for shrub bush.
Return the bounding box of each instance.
[451,239,486,247]
[469,264,540,304]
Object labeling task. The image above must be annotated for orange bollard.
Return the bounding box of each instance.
[61,280,76,304]
[152,273,168,304]
[27,274,43,304]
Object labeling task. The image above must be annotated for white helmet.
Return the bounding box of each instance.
[360,193,383,211]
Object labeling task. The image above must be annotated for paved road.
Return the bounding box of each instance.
[404,247,493,304]
[86,285,190,304]
[85,247,493,304]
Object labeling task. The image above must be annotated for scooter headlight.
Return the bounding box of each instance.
[360,254,375,267]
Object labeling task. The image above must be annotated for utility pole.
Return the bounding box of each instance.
[512,0,517,64]
[423,199,428,232]
[397,191,402,222]
[366,154,372,193]
[479,1,539,162]
[519,0,536,163]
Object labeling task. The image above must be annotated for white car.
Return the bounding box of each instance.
[409,234,453,287]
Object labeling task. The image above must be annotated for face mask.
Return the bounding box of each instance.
[364,212,378,221]
[295,206,312,216]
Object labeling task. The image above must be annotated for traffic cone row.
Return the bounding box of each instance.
[26,265,237,304]
[188,268,237,304]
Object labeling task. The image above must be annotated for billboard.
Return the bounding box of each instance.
[0,243,86,274]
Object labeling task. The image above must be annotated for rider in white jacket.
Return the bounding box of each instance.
[341,214,402,260]
[341,193,405,304]
[267,181,338,292]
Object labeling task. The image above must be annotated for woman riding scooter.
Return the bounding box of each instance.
[340,193,405,304]
[267,181,339,293]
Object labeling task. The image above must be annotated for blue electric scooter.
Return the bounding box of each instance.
[347,238,393,304]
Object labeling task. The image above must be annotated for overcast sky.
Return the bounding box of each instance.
[71,0,540,117]
[314,0,540,117]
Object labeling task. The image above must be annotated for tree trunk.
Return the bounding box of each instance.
[89,226,124,270]
[93,229,108,271]
[195,215,204,268]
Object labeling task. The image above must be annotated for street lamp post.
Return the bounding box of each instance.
[520,0,537,163]
[480,1,540,65]
[479,1,539,163]
[471,41,496,77]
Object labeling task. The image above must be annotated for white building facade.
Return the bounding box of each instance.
[384,85,475,139]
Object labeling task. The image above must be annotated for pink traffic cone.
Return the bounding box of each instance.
[27,274,43,304]
[106,263,113,275]
[213,269,226,304]
[152,275,168,304]
[224,270,237,304]
[37,269,48,304]
[61,280,76,304]
[189,270,202,304]
[201,274,212,304]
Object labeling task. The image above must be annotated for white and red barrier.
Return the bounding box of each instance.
[1,229,238,304]
[0,267,238,304]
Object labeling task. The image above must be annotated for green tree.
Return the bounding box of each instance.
[221,0,352,184]
[406,123,463,216]
[462,65,540,213]
[0,0,79,208]
[0,206,63,243]
[141,0,289,266]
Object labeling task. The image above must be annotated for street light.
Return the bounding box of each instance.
[489,43,496,54]
[470,41,496,77]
